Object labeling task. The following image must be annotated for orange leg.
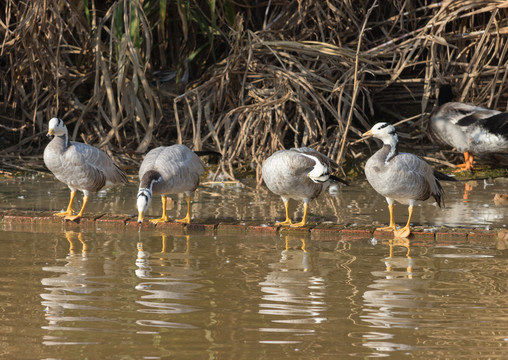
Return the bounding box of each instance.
[65,195,89,221]
[275,200,292,226]
[377,203,396,232]
[175,195,192,224]
[55,191,76,217]
[393,205,413,238]
[454,152,474,172]
[150,196,170,224]
[291,203,309,227]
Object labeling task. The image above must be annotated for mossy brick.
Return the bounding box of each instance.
[126,219,156,230]
[341,228,372,240]
[435,228,468,244]
[155,221,186,231]
[310,223,344,240]
[31,211,61,223]
[410,230,435,242]
[3,214,33,224]
[216,222,248,234]
[373,229,394,239]
[96,214,132,228]
[246,223,279,234]
[279,225,313,235]
[468,229,497,245]
[186,220,217,234]
[62,215,98,230]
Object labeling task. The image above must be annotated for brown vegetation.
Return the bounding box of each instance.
[1,0,508,180]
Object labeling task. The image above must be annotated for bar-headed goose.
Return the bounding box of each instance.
[137,145,218,224]
[363,123,456,238]
[430,85,508,171]
[44,117,129,221]
[262,147,348,227]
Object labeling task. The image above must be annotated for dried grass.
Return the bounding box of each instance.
[1,0,508,179]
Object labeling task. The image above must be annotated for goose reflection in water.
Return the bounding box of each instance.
[40,232,100,332]
[259,236,327,336]
[356,237,425,353]
[135,234,202,329]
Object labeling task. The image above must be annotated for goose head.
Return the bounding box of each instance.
[363,122,398,147]
[137,170,163,223]
[137,188,152,223]
[47,117,67,137]
[299,154,329,183]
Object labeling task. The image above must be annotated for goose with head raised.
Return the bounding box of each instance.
[363,122,457,237]
[44,117,129,221]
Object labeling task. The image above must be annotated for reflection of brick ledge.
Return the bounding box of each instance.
[1,210,506,246]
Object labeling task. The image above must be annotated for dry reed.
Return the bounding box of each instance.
[1,0,508,179]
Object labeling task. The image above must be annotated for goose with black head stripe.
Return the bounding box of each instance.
[44,117,129,221]
[137,145,219,224]
[430,84,508,171]
[262,147,348,227]
[363,123,457,238]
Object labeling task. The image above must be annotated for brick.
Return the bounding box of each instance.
[216,222,248,234]
[246,223,279,234]
[341,228,372,240]
[310,223,344,240]
[3,214,33,224]
[373,229,394,239]
[279,225,312,235]
[96,214,133,229]
[468,229,497,245]
[435,228,468,245]
[155,221,186,231]
[126,219,156,229]
[410,230,435,242]
[186,220,217,234]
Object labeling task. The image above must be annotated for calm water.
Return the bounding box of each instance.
[0,174,507,228]
[2,229,508,359]
[1,175,508,358]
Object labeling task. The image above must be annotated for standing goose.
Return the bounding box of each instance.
[430,84,508,171]
[44,117,129,221]
[363,123,456,238]
[262,147,348,227]
[137,145,217,224]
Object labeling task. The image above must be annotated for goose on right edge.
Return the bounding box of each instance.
[430,84,508,171]
[363,123,457,238]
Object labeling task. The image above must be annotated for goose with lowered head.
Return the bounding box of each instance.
[262,147,348,227]
[137,145,219,224]
[430,84,508,171]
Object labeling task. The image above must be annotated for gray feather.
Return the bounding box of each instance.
[44,133,128,193]
[139,144,205,196]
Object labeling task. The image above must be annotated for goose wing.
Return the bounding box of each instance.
[290,147,335,168]
[62,142,127,191]
[262,149,323,200]
[140,145,205,178]
[476,112,508,137]
[382,153,441,203]
[438,102,498,125]
[140,145,205,194]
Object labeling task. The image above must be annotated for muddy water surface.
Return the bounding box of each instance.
[1,174,507,228]
[1,175,508,358]
[2,228,508,359]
